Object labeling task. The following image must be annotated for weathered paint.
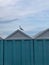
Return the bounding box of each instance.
[0,39,49,65]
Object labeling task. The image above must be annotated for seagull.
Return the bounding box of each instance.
[19,25,24,31]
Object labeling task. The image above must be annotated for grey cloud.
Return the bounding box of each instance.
[0,18,19,23]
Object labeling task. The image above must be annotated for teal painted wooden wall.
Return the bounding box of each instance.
[0,40,49,65]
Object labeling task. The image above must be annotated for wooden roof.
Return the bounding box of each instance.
[34,28,49,39]
[5,29,32,40]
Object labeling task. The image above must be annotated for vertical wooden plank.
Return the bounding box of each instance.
[23,40,32,65]
[19,40,22,65]
[44,40,49,65]
[33,40,35,65]
[4,40,13,65]
[34,40,44,65]
[0,40,3,65]
[12,40,17,65]
[13,40,22,65]
[30,40,34,65]
[22,40,26,65]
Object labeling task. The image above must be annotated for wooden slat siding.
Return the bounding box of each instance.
[0,39,49,65]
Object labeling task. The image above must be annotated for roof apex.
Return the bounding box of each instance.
[34,28,49,39]
[5,29,32,40]
[0,37,3,39]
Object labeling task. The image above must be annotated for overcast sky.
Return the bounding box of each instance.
[0,0,49,38]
